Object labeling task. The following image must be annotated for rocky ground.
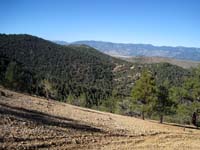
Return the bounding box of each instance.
[0,87,200,150]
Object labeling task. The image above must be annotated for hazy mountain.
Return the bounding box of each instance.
[73,41,200,61]
[119,56,200,69]
[53,40,69,45]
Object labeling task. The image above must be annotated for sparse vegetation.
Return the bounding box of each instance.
[1,87,200,149]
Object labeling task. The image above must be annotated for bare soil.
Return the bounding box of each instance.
[0,87,200,149]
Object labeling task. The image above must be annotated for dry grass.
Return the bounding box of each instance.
[0,87,200,149]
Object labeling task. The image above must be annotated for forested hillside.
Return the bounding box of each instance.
[0,34,195,122]
[0,34,123,107]
[113,62,190,98]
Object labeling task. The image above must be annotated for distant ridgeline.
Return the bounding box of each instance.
[0,34,191,108]
[73,41,200,61]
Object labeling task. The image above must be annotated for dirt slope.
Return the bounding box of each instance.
[0,87,200,150]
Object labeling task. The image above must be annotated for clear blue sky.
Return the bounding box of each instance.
[0,0,199,47]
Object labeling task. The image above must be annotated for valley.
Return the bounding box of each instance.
[118,56,200,69]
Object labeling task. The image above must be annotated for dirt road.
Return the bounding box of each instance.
[0,87,200,149]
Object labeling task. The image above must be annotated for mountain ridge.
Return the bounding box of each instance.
[55,40,200,61]
[0,34,126,105]
[118,56,200,69]
[75,41,200,61]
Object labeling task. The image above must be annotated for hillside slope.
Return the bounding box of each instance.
[0,34,128,106]
[1,87,200,149]
[0,34,192,109]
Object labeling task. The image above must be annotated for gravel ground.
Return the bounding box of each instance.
[0,87,200,150]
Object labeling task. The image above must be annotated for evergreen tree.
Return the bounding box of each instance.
[102,96,117,113]
[131,70,157,120]
[154,85,177,123]
[77,93,87,107]
[183,71,200,102]
[5,62,16,85]
[67,93,75,104]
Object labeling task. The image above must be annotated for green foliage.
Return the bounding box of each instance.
[0,34,116,105]
[0,57,34,92]
[149,63,190,87]
[166,102,200,125]
[173,104,193,124]
[77,93,87,107]
[164,66,200,125]
[67,93,75,104]
[1,34,200,126]
[131,70,157,119]
[153,85,177,123]
[5,62,16,83]
[114,62,190,100]
[100,96,118,113]
[39,79,57,99]
[183,68,200,101]
[69,93,87,107]
[169,86,187,103]
[98,89,119,113]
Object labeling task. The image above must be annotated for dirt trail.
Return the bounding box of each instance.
[0,87,200,149]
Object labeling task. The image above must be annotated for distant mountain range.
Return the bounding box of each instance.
[118,56,200,69]
[54,40,200,62]
[53,40,68,45]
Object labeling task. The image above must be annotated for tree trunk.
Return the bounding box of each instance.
[160,115,163,123]
[142,111,145,120]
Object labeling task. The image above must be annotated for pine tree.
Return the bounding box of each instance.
[131,70,157,120]
[154,85,176,123]
[5,62,16,85]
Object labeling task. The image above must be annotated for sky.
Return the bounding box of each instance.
[0,0,200,47]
